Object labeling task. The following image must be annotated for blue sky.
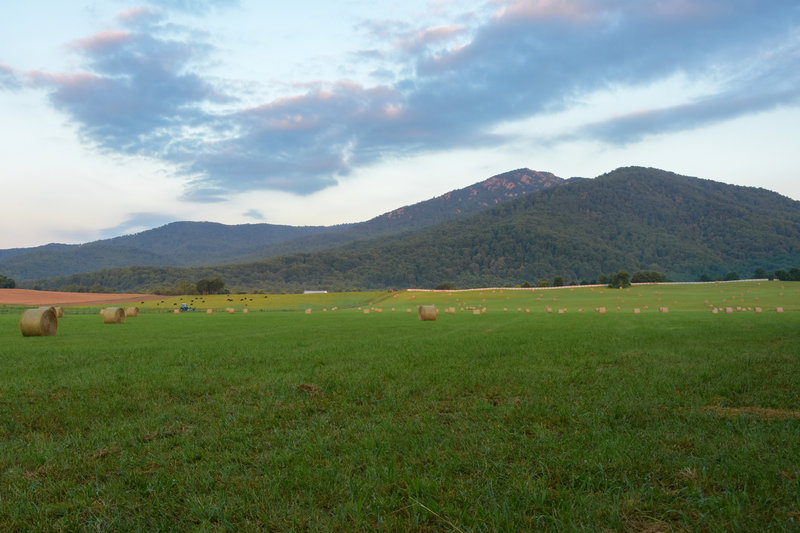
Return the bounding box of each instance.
[1,0,799,248]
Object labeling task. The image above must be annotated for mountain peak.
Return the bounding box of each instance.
[379,168,563,222]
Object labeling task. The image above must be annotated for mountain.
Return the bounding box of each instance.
[21,167,800,293]
[0,168,562,281]
[230,168,563,262]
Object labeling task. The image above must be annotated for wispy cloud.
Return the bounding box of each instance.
[243,209,265,220]
[26,10,225,159]
[0,63,22,90]
[145,0,240,14]
[12,0,800,200]
[98,212,177,239]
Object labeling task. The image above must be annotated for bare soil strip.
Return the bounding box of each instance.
[0,289,162,307]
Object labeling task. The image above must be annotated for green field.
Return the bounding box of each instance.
[1,282,799,530]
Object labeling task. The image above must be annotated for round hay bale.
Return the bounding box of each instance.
[418,305,438,321]
[103,307,126,324]
[20,307,58,337]
[206,308,215,314]
[125,306,139,317]
[243,308,249,314]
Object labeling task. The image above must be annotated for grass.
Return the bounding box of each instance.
[1,282,799,530]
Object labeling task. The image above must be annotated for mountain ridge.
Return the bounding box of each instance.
[17,166,800,292]
[0,168,562,281]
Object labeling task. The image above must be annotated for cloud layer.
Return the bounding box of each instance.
[12,0,800,199]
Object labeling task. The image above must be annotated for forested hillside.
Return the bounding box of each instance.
[21,167,800,293]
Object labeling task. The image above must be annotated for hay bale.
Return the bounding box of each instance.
[754,307,762,314]
[418,305,438,321]
[206,308,215,314]
[20,307,58,337]
[633,308,641,314]
[445,307,456,315]
[596,307,606,315]
[102,307,126,324]
[226,308,235,314]
[173,309,180,314]
[473,309,481,315]
[305,308,312,314]
[776,307,784,314]
[659,307,669,314]
[125,306,139,317]
[242,308,249,314]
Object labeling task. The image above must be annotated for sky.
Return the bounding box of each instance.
[1,0,799,249]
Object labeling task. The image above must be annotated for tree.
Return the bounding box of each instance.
[722,271,740,281]
[435,282,456,290]
[196,277,225,295]
[608,270,631,289]
[207,278,226,294]
[753,268,768,280]
[631,270,666,283]
[0,274,16,288]
[175,279,199,295]
[552,276,564,287]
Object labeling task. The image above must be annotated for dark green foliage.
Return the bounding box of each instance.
[723,271,740,281]
[434,282,456,290]
[197,277,225,295]
[552,276,565,287]
[631,270,666,283]
[0,274,14,288]
[774,268,800,281]
[608,270,631,288]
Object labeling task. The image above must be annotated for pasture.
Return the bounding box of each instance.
[1,282,799,530]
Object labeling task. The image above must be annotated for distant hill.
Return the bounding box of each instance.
[232,168,563,262]
[0,168,562,281]
[22,167,800,292]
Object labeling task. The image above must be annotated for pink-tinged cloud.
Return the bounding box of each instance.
[25,70,103,90]
[116,6,165,26]
[69,31,132,53]
[394,24,464,53]
[492,0,600,23]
